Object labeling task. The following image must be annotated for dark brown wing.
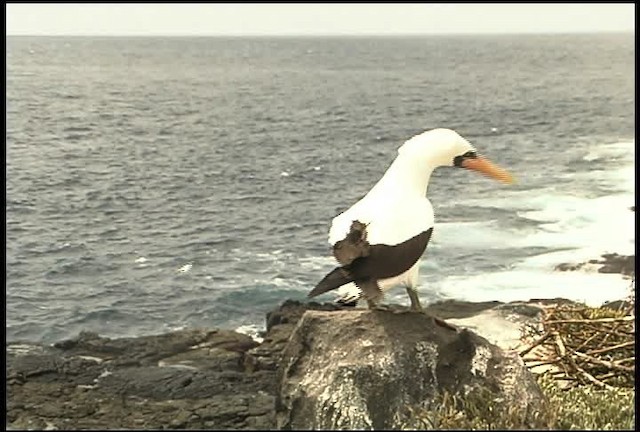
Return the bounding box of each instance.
[309,227,433,300]
[308,267,354,298]
[348,228,433,281]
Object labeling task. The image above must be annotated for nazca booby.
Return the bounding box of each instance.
[307,128,513,311]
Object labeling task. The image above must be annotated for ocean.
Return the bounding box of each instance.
[6,34,635,344]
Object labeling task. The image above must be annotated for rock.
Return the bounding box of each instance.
[275,308,548,430]
[555,253,635,277]
[7,329,276,430]
[525,297,581,307]
[600,299,634,312]
[265,299,346,331]
[554,262,585,272]
[598,253,635,277]
[6,302,351,430]
[51,328,260,369]
[245,300,348,373]
[423,299,503,319]
[7,299,561,430]
[446,302,544,351]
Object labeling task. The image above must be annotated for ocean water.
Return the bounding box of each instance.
[6,34,635,344]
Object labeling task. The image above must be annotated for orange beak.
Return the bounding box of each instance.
[461,156,514,184]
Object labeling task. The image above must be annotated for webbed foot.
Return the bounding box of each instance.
[367,300,393,312]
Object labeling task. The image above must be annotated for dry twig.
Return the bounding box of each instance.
[519,300,635,389]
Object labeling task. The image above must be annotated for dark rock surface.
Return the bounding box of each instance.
[6,301,353,430]
[7,329,275,430]
[421,299,503,319]
[244,300,347,373]
[12,297,619,430]
[555,253,635,277]
[275,307,548,430]
[597,253,635,276]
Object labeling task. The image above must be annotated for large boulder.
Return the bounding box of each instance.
[244,300,347,373]
[275,307,548,430]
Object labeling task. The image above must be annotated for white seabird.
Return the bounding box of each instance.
[307,128,514,311]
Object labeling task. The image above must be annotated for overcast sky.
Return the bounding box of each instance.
[5,3,635,36]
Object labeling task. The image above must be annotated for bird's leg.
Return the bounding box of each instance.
[365,297,379,309]
[359,280,386,310]
[366,294,391,311]
[406,287,423,312]
[365,292,398,313]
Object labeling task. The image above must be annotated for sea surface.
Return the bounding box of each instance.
[6,34,635,344]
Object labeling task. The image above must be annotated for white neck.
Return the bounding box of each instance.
[366,150,440,199]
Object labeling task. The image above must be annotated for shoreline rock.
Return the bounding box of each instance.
[555,253,635,278]
[6,296,629,430]
[7,329,277,430]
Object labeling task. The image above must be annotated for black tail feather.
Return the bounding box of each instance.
[308,267,353,298]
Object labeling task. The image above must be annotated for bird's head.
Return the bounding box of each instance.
[398,128,514,184]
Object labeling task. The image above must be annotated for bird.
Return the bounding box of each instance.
[307,128,514,311]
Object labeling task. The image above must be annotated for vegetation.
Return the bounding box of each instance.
[402,374,634,430]
[400,386,553,430]
[536,372,635,430]
[403,292,636,430]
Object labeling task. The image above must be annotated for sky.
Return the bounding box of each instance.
[5,3,635,36]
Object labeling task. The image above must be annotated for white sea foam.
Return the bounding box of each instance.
[297,255,337,270]
[432,220,520,250]
[252,276,303,289]
[426,139,635,306]
[515,193,635,254]
[177,263,193,273]
[580,140,633,163]
[582,152,600,162]
[431,269,633,307]
[235,324,265,343]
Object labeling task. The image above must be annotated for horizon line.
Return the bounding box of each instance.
[5,30,634,38]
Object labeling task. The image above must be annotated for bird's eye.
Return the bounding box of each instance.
[453,151,478,167]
